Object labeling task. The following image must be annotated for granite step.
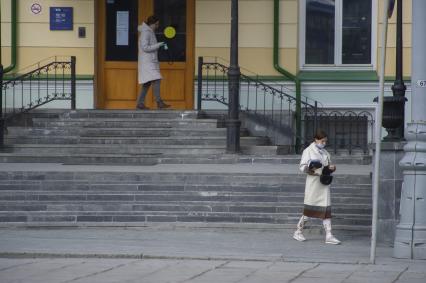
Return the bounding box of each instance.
[6,126,236,137]
[7,144,228,155]
[0,181,372,195]
[0,191,371,205]
[4,136,270,146]
[0,211,372,228]
[0,171,372,186]
[0,203,371,218]
[64,110,200,119]
[32,118,220,129]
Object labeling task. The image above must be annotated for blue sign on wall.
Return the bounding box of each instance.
[50,7,73,30]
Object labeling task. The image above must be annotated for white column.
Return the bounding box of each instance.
[393,0,426,259]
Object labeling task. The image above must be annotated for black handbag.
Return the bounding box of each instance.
[308,160,322,170]
[320,174,333,185]
[320,165,333,185]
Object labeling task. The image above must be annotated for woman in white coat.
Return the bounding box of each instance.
[293,129,341,244]
[136,15,170,110]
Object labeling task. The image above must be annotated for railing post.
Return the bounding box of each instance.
[0,64,4,147]
[197,56,203,111]
[70,56,76,110]
[227,0,241,153]
[314,101,318,133]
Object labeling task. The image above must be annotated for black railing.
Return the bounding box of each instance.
[197,56,375,154]
[197,56,317,153]
[303,110,374,154]
[0,56,76,147]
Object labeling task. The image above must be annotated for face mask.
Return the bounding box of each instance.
[315,143,325,149]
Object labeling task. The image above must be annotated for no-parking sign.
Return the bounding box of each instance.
[30,3,42,14]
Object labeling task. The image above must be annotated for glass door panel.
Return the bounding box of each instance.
[105,0,139,61]
[154,0,187,62]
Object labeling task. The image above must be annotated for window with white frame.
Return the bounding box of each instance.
[300,0,375,69]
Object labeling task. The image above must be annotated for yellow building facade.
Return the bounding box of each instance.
[0,0,413,111]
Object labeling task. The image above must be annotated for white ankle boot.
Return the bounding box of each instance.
[323,219,341,245]
[293,215,308,242]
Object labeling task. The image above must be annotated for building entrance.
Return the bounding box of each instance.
[95,0,195,109]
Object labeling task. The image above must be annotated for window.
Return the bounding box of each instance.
[301,0,375,69]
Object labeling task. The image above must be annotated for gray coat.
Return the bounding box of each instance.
[138,23,163,84]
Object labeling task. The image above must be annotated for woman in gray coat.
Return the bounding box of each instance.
[136,15,170,110]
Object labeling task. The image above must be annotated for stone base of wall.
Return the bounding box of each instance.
[374,141,405,245]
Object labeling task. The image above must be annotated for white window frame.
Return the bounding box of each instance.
[299,0,377,71]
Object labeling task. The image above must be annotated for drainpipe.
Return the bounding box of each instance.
[0,1,2,64]
[273,0,302,152]
[2,0,17,73]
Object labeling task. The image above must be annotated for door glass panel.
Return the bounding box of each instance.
[342,0,371,64]
[154,0,186,62]
[105,0,138,61]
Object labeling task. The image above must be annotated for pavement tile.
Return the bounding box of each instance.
[395,279,426,283]
[0,226,424,283]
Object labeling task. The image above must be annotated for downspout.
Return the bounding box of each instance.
[2,0,17,73]
[273,0,302,151]
[0,0,2,64]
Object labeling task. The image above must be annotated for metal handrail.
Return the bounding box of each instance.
[197,56,375,154]
[0,56,76,147]
[197,57,318,153]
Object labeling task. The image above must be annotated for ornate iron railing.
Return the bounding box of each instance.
[197,56,318,153]
[197,56,375,154]
[0,56,76,147]
[303,109,375,154]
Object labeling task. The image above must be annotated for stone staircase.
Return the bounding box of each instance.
[2,110,276,164]
[0,110,372,232]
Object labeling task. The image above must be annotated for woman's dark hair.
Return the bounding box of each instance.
[146,15,159,25]
[314,129,328,140]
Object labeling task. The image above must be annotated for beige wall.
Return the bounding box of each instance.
[195,0,297,76]
[377,0,412,77]
[1,0,413,78]
[1,0,94,75]
[196,0,413,78]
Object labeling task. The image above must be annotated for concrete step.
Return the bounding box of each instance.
[0,171,372,186]
[0,151,372,166]
[0,153,276,165]
[6,126,234,137]
[6,144,283,156]
[0,153,160,165]
[0,181,372,196]
[0,203,371,218]
[32,118,220,129]
[0,191,371,205]
[64,110,200,119]
[7,144,228,155]
[0,211,372,227]
[5,136,270,146]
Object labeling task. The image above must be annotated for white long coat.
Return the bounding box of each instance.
[299,142,332,209]
[138,23,163,84]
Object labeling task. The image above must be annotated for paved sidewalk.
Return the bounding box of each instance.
[0,226,424,283]
[0,226,386,263]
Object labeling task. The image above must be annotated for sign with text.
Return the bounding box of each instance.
[50,7,73,30]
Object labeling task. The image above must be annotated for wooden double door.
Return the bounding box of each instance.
[95,0,195,109]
